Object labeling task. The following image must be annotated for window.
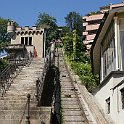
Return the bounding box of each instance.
[121,88,124,109]
[119,19,124,70]
[25,37,28,45]
[102,23,115,78]
[21,37,33,46]
[106,97,110,114]
[21,37,24,44]
[29,37,32,45]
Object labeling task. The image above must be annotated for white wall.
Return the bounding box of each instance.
[11,31,45,58]
[94,73,124,124]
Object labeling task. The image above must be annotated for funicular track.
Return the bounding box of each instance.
[56,48,90,124]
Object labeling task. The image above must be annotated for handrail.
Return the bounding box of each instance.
[0,57,32,97]
[35,58,50,105]
[35,42,55,106]
[18,94,31,124]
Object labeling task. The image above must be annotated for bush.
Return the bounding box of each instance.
[0,59,8,72]
[65,56,99,92]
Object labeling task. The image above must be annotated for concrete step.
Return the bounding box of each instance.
[0,106,51,123]
[63,110,82,116]
[61,94,77,98]
[0,119,41,124]
[62,101,79,105]
[64,115,85,122]
[61,97,79,101]
[64,122,86,124]
[0,109,51,119]
[62,104,80,109]
[0,58,48,123]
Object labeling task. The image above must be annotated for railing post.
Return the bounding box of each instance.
[35,79,39,101]
[26,94,30,124]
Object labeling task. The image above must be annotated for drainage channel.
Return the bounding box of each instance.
[57,49,89,124]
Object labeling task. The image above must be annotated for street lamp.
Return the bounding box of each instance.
[40,24,50,63]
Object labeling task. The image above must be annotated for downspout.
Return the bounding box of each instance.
[117,87,119,113]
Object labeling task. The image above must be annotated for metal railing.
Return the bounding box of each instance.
[19,43,56,123]
[18,94,31,124]
[0,57,32,97]
[35,57,50,105]
[35,42,55,106]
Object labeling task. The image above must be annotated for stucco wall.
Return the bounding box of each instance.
[11,31,44,58]
[94,72,124,124]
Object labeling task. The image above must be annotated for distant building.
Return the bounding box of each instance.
[6,21,46,59]
[83,2,124,54]
[91,6,124,124]
[83,13,104,54]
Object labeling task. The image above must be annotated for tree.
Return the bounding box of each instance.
[0,17,10,43]
[65,11,83,36]
[0,18,18,49]
[86,11,101,16]
[36,13,58,42]
[61,32,73,56]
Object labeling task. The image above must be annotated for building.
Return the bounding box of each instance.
[6,21,46,59]
[91,7,124,124]
[83,2,124,54]
[83,13,104,54]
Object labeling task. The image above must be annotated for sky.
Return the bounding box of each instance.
[0,0,123,27]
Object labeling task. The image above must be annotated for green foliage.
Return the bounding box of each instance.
[36,12,58,42]
[61,32,73,56]
[0,59,8,72]
[0,17,10,43]
[72,30,76,60]
[36,13,57,28]
[86,11,101,16]
[65,11,83,36]
[65,56,99,92]
[0,17,19,49]
[61,30,87,62]
[61,11,99,92]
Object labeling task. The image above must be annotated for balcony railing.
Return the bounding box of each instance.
[6,44,25,50]
[86,24,100,31]
[86,34,96,41]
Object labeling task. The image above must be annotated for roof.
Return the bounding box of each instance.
[91,6,124,75]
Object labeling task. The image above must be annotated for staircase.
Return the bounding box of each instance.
[0,58,51,124]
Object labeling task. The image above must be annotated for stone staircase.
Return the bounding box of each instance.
[0,58,51,124]
[57,50,89,124]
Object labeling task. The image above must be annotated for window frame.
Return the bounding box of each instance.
[106,97,110,114]
[101,22,115,78]
[120,88,124,109]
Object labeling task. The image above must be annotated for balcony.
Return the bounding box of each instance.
[86,24,100,31]
[83,22,88,26]
[86,34,96,41]
[83,40,89,45]
[87,44,92,50]
[5,44,25,50]
[83,40,93,45]
[83,32,88,35]
[85,14,104,21]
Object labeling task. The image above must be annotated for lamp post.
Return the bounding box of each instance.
[41,24,50,63]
